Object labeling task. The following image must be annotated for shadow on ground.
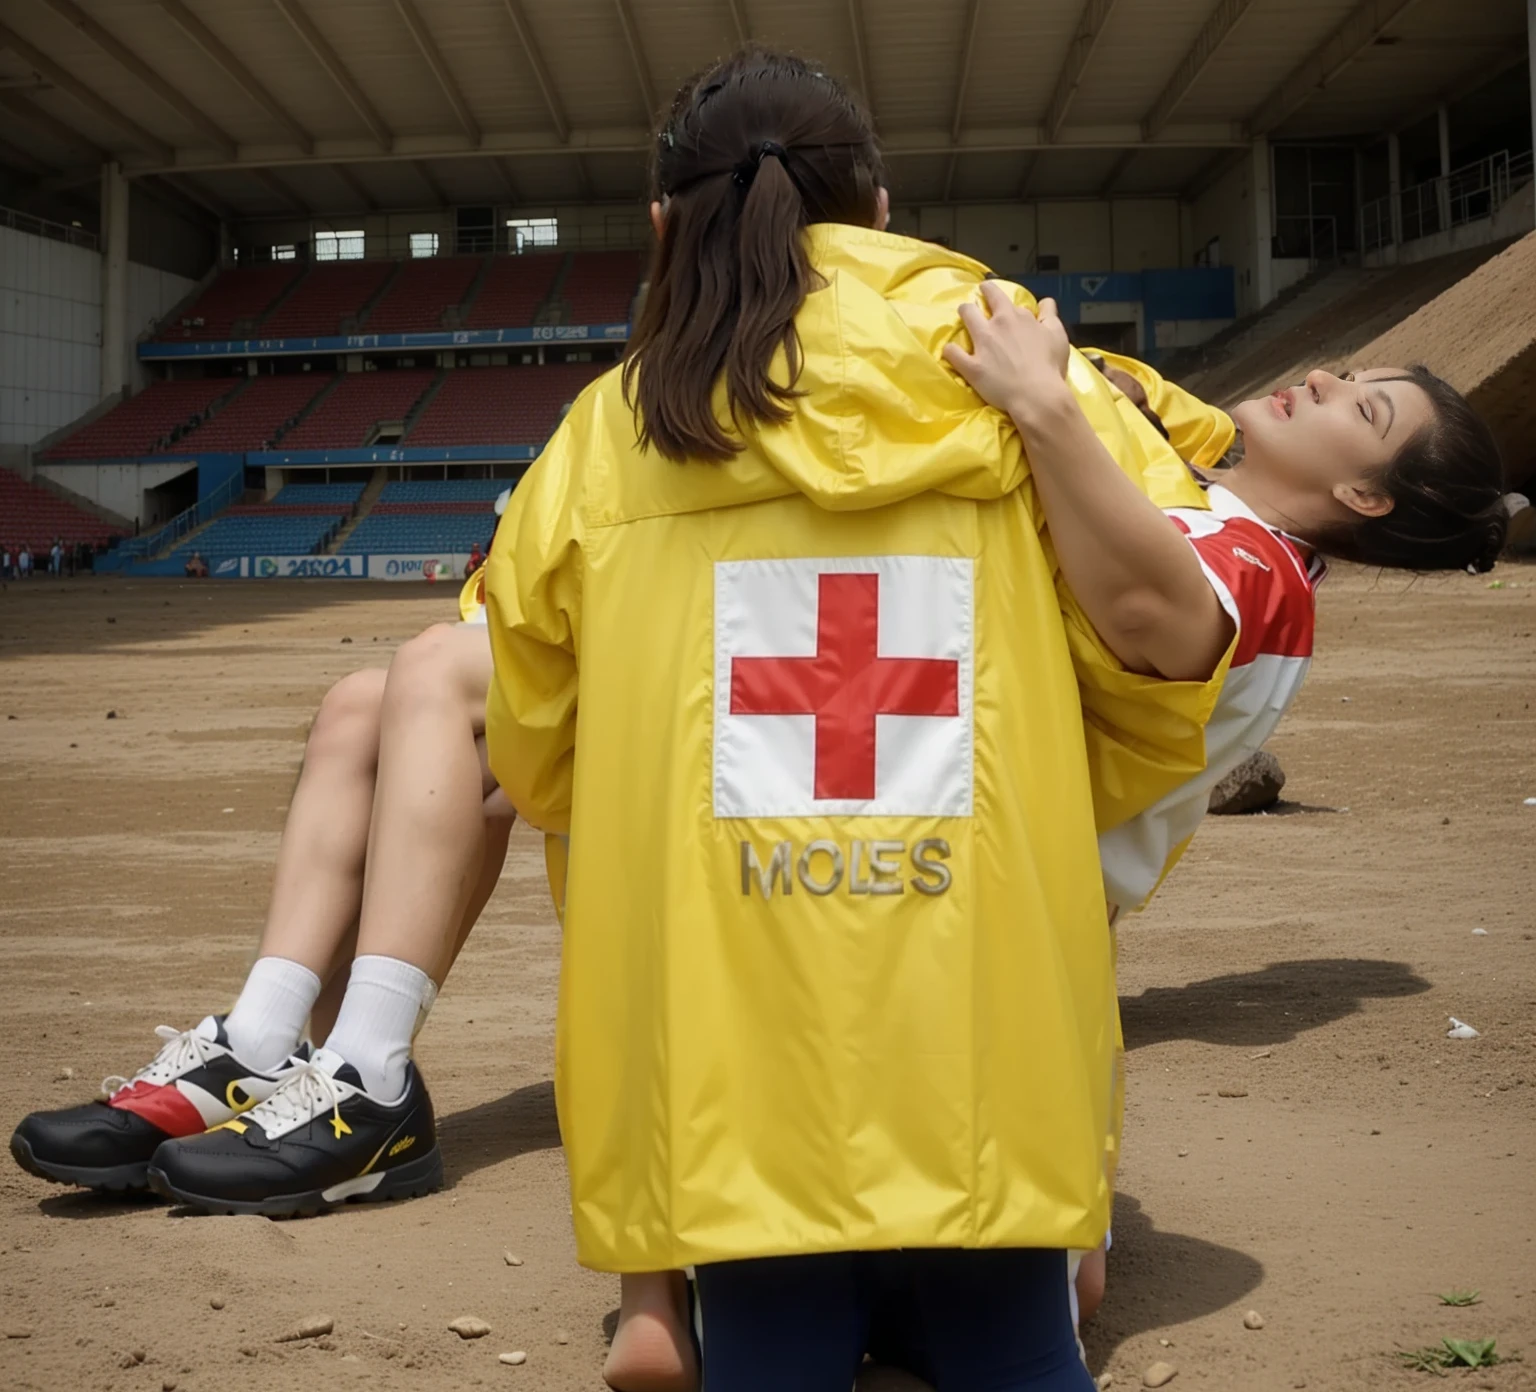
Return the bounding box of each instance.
[439,1079,561,1185]
[1121,957,1430,1051]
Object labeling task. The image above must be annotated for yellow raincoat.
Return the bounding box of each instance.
[484,224,1232,1273]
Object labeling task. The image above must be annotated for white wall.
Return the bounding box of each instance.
[35,459,195,525]
[0,226,99,446]
[1190,156,1267,318]
[0,224,197,446]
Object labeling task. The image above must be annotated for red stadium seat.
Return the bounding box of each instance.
[365,258,484,334]
[174,375,333,451]
[404,363,606,447]
[562,250,644,324]
[463,253,563,329]
[45,379,241,460]
[281,370,439,449]
[0,471,127,552]
[158,264,304,341]
[260,262,396,338]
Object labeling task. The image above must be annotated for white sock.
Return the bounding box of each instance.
[224,956,322,1072]
[412,978,440,1041]
[322,955,433,1101]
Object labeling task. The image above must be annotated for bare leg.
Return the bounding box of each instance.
[353,624,496,972]
[1076,1245,1106,1326]
[605,1272,698,1392]
[257,667,388,974]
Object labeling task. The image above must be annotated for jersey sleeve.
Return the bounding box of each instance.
[1170,514,1315,667]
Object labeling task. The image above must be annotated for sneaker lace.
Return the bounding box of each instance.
[102,1024,218,1097]
[246,1058,347,1138]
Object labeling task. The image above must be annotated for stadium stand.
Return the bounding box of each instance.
[561,250,644,323]
[405,363,605,446]
[165,483,360,563]
[363,256,483,333]
[259,261,395,338]
[279,369,439,449]
[44,378,238,460]
[0,470,126,552]
[463,252,563,328]
[158,264,304,341]
[174,374,333,452]
[339,479,506,556]
[269,481,367,507]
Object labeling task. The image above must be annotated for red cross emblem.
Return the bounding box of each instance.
[729,572,961,801]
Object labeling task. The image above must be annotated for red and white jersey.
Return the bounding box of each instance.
[1099,484,1325,912]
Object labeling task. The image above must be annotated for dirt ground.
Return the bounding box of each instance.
[1,573,1533,1392]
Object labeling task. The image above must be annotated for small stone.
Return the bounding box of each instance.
[1440,816,1451,825]
[554,1330,569,1345]
[131,1348,146,1362]
[210,1296,226,1310]
[1472,928,1488,936]
[1370,1128,1381,1136]
[276,1316,334,1342]
[1208,750,1285,815]
[105,709,117,718]
[162,1381,177,1391]
[1217,1089,1248,1098]
[1524,798,1536,808]
[1243,1309,1265,1330]
[106,617,116,625]
[499,1351,528,1366]
[1177,1149,1188,1158]
[5,1330,33,1339]
[448,1317,491,1340]
[340,636,353,644]
[239,1345,257,1357]
[55,1067,73,1081]
[503,1251,523,1267]
[1142,1361,1177,1388]
[1096,1376,1114,1391]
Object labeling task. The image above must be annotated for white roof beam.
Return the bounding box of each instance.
[1043,0,1120,141]
[613,0,658,122]
[1142,0,1259,141]
[273,0,393,151]
[393,0,480,146]
[413,158,449,206]
[156,0,314,154]
[160,171,240,222]
[116,122,1248,177]
[501,0,570,143]
[1099,148,1136,195]
[254,167,308,215]
[847,0,874,112]
[1246,0,1420,137]
[951,0,982,141]
[333,164,377,211]
[0,20,173,161]
[725,0,750,46]
[0,88,106,161]
[37,0,237,158]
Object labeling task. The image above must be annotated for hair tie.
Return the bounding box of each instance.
[733,140,789,188]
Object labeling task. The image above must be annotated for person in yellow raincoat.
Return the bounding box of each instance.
[482,48,1230,1390]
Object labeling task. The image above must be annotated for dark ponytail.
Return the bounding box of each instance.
[1311,366,1507,573]
[623,48,884,463]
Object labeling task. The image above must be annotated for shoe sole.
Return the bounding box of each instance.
[9,1132,151,1193]
[145,1145,445,1218]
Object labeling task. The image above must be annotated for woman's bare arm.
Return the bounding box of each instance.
[944,284,1232,681]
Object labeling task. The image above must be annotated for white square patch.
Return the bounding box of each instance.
[713,556,974,818]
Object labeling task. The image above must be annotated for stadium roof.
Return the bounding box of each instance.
[0,0,1528,222]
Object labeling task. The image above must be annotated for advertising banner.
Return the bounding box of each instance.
[253,555,366,578]
[367,554,466,582]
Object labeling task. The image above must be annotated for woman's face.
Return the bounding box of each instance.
[1230,367,1435,517]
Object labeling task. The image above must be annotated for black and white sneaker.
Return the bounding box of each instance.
[9,1017,306,1193]
[146,1048,443,1217]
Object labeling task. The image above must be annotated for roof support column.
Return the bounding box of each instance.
[1436,103,1452,232]
[1387,130,1403,249]
[1251,135,1274,310]
[99,160,129,401]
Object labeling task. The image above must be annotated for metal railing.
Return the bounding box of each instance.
[117,468,246,561]
[1362,149,1534,252]
[0,204,99,251]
